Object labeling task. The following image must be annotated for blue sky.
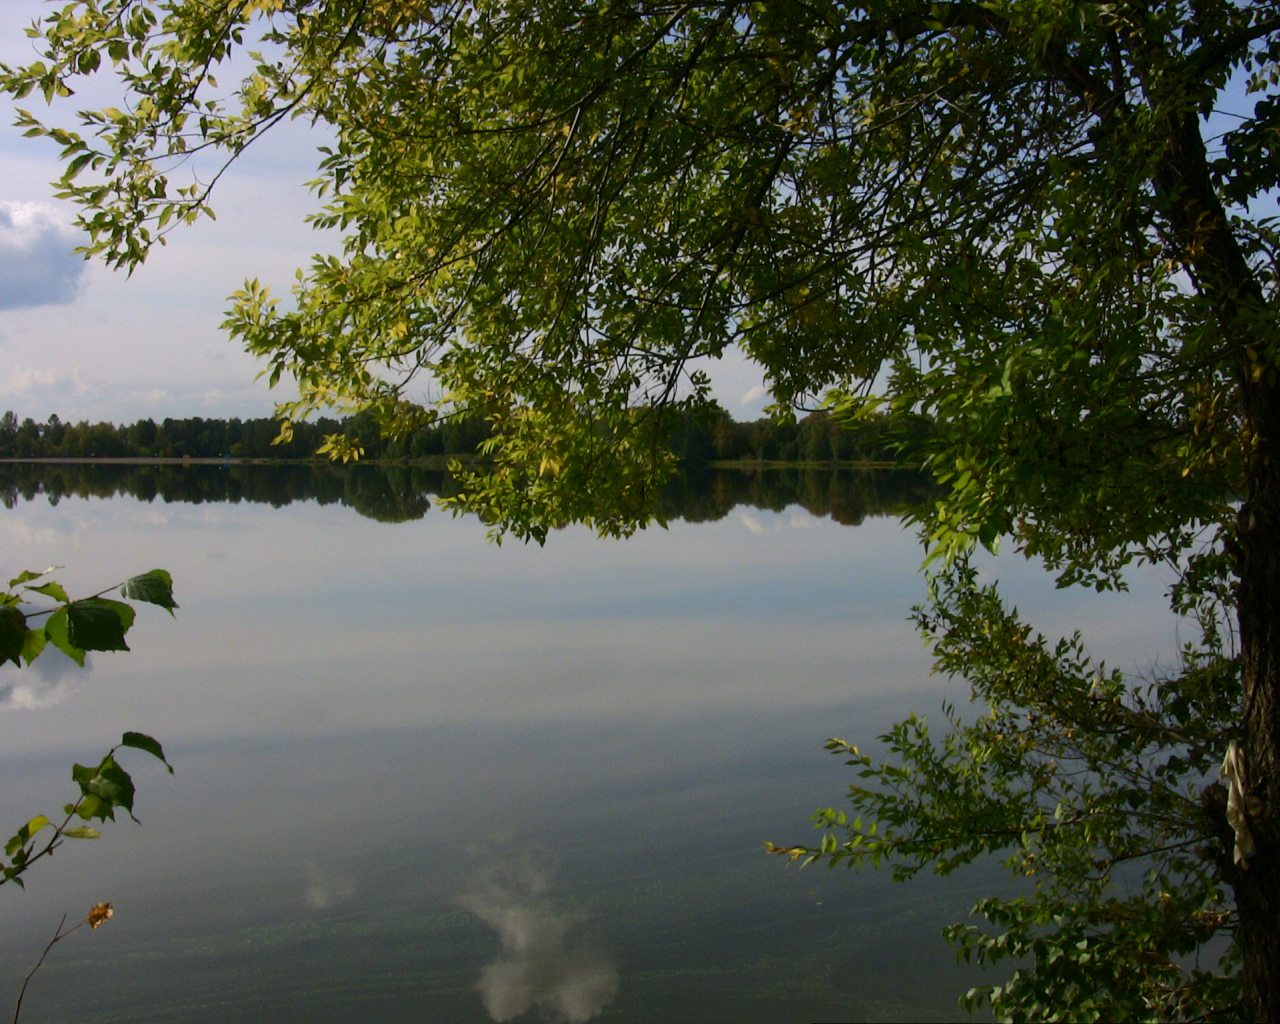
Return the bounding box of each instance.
[0,2,773,427]
[0,2,330,422]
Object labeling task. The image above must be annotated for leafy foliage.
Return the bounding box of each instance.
[2,732,173,890]
[0,568,177,889]
[0,567,176,668]
[771,561,1241,1020]
[0,0,1269,533]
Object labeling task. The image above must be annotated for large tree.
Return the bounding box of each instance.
[5,0,1280,1016]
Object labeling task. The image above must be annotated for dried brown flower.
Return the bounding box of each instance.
[87,902,113,930]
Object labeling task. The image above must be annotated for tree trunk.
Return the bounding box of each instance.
[1236,460,1280,1021]
[1154,106,1280,1021]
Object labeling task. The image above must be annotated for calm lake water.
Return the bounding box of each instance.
[0,465,1179,1023]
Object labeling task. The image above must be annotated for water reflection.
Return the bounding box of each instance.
[0,464,1171,1022]
[302,860,357,912]
[0,462,935,526]
[462,849,619,1023]
[0,645,89,710]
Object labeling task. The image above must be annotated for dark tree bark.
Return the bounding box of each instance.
[1155,105,1280,1022]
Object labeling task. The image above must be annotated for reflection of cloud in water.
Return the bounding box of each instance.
[461,854,618,1023]
[0,646,92,710]
[0,517,86,548]
[303,861,356,910]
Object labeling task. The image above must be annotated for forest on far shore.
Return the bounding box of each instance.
[0,406,923,466]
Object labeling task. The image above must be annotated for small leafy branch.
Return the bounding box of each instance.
[0,566,178,889]
[3,733,173,890]
[0,566,177,669]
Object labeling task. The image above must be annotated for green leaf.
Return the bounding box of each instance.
[7,568,51,588]
[61,826,101,839]
[75,793,105,821]
[20,628,46,665]
[121,731,174,773]
[64,151,94,179]
[121,569,177,613]
[4,815,51,857]
[44,608,86,666]
[0,606,26,667]
[90,763,137,818]
[27,581,70,604]
[73,757,137,821]
[66,598,134,652]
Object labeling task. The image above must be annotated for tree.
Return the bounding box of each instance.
[0,567,176,1021]
[5,1,1280,1016]
[0,566,178,887]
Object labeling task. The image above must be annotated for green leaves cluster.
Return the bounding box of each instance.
[3,732,173,890]
[773,561,1241,1020]
[0,567,176,669]
[2,0,1271,546]
[0,568,177,891]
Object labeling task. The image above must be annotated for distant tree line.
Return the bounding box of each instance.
[0,410,364,460]
[0,407,920,465]
[682,408,919,464]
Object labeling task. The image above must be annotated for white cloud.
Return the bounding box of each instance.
[0,369,276,424]
[303,860,356,910]
[740,384,767,406]
[0,512,86,549]
[0,365,94,409]
[461,855,618,1024]
[0,646,92,711]
[0,202,87,311]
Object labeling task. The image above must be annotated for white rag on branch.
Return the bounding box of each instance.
[1220,739,1256,868]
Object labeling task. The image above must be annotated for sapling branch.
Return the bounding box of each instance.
[12,903,114,1024]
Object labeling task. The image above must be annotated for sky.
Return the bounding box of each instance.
[0,2,773,428]
[0,3,332,423]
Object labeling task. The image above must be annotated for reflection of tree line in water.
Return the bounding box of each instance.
[0,463,936,526]
[658,466,936,526]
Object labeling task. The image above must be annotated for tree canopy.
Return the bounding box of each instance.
[6,1,1280,1018]
[8,0,1267,543]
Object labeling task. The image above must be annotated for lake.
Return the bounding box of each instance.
[0,465,1179,1023]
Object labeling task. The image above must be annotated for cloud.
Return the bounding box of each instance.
[0,371,275,424]
[461,855,618,1024]
[0,645,92,711]
[789,510,817,529]
[303,860,356,910]
[739,384,767,406]
[0,202,87,311]
[0,365,95,409]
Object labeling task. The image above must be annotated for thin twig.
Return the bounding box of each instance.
[12,903,111,1024]
[13,913,71,1024]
